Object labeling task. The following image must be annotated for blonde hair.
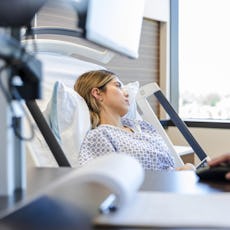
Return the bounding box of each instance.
[74,70,115,128]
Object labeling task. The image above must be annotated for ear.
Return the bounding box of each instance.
[91,88,102,100]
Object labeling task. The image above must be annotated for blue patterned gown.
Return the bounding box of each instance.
[78,118,175,171]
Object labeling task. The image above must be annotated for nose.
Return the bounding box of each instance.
[122,88,129,97]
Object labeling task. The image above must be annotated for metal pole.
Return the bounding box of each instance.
[0,30,15,195]
[0,28,26,196]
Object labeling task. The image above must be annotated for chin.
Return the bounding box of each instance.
[121,110,129,117]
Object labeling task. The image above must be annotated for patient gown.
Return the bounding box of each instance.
[78,118,175,171]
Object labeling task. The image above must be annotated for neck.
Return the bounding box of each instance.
[99,111,123,128]
[99,111,133,133]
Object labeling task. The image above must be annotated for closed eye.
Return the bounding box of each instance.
[115,81,123,88]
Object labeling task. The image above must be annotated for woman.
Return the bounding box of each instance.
[74,69,194,171]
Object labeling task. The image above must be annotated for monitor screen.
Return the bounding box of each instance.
[0,0,46,27]
[85,0,145,59]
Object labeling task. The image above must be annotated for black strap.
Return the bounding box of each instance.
[154,90,207,161]
[26,100,71,167]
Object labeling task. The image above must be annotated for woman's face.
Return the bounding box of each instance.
[101,76,129,117]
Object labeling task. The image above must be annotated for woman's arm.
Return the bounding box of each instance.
[176,163,196,171]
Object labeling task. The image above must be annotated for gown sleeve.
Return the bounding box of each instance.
[78,128,116,166]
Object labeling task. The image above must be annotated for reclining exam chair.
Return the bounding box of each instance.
[26,53,195,169]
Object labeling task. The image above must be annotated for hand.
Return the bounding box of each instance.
[176,163,196,171]
[208,153,230,180]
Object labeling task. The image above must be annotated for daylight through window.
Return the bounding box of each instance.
[179,0,230,120]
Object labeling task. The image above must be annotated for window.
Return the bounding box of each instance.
[177,0,230,121]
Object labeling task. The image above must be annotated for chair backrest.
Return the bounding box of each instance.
[136,82,184,167]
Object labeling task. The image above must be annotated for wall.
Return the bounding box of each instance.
[144,0,169,21]
[143,0,170,113]
[167,127,230,164]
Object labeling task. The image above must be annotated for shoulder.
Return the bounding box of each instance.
[121,117,136,127]
[85,126,107,136]
[138,119,154,128]
[121,117,156,133]
[83,125,114,140]
[122,117,155,129]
